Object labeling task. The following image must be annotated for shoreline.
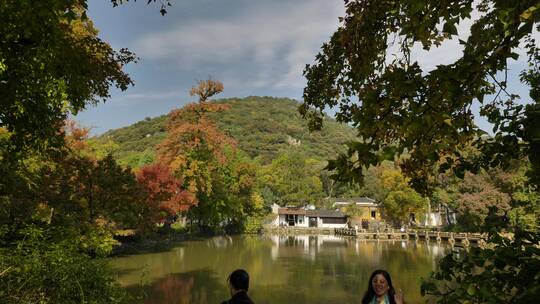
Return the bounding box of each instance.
[111,229,478,257]
[111,233,201,256]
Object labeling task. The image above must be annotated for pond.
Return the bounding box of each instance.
[111,235,448,304]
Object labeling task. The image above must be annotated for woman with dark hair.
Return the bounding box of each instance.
[361,270,404,304]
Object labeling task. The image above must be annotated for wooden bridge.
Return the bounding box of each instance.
[334,228,486,247]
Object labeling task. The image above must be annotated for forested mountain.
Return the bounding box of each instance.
[94,96,358,167]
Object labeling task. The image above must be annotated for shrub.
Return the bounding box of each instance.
[0,226,128,304]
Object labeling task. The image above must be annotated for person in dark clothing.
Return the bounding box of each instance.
[221,269,254,304]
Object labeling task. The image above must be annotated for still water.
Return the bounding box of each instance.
[111,235,448,304]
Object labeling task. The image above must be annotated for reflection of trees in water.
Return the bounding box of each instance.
[127,269,224,304]
[251,284,352,304]
[114,236,448,304]
[267,238,447,304]
[113,235,280,286]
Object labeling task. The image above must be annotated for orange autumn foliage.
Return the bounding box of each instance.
[157,80,237,195]
[157,108,236,170]
[63,119,90,152]
[189,78,224,102]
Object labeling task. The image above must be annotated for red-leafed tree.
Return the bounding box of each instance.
[136,163,197,222]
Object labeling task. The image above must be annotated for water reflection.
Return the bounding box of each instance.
[127,269,223,304]
[112,235,448,304]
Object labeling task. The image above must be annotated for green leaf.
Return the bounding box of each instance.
[509,52,519,60]
[443,22,458,35]
[520,4,540,21]
[467,284,476,296]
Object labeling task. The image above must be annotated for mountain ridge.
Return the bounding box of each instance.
[93,96,358,167]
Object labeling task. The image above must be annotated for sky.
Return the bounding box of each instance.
[76,0,344,134]
[76,0,534,135]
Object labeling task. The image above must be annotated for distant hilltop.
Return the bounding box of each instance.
[93,96,358,167]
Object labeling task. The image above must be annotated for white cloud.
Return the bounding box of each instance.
[390,6,539,73]
[384,9,479,72]
[133,0,344,91]
[109,91,182,104]
[133,1,535,98]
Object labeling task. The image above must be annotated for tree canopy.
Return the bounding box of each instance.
[301,0,540,193]
[361,163,426,225]
[1,2,138,302]
[155,80,262,232]
[259,148,324,207]
[302,1,540,302]
[0,0,135,154]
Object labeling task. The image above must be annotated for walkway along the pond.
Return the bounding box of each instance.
[335,228,486,247]
[265,226,486,248]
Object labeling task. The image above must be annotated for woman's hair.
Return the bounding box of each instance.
[361,269,396,304]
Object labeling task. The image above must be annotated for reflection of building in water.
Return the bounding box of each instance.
[269,234,350,261]
[268,235,448,268]
[114,234,449,303]
[425,242,447,269]
[209,236,233,248]
[426,242,445,257]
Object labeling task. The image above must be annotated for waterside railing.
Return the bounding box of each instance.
[334,227,486,247]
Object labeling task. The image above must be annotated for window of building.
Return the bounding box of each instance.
[371,211,376,219]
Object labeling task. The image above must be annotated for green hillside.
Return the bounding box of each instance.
[94,96,358,167]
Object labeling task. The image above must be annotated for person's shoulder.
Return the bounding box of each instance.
[230,291,254,304]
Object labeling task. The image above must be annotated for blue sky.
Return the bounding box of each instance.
[76,0,533,135]
[76,0,344,134]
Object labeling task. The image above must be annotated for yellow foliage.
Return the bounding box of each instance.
[250,192,265,211]
[189,79,224,102]
[380,168,410,190]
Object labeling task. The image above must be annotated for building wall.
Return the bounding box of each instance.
[338,206,382,221]
[319,222,348,228]
[278,215,287,226]
[297,215,308,227]
[423,212,443,227]
[278,214,308,227]
[276,215,347,228]
[270,214,279,226]
[358,207,380,220]
[270,204,280,226]
[319,217,347,228]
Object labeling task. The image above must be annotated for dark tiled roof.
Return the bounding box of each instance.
[334,196,375,203]
[278,208,306,215]
[306,209,347,218]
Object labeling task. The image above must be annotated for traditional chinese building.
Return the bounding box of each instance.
[276,206,348,228]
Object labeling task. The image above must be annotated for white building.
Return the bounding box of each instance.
[276,207,308,227]
[276,207,348,228]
